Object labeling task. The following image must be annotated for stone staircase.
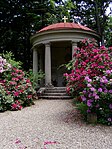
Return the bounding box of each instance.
[38,87,72,99]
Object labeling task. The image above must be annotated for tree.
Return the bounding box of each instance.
[0,0,57,70]
[105,16,112,47]
[45,0,75,24]
[0,0,111,71]
[0,0,37,69]
[70,0,110,45]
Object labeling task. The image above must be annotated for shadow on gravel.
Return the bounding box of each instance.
[52,108,85,126]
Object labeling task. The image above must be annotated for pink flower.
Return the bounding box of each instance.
[82,62,86,66]
[104,89,108,93]
[15,100,20,104]
[87,100,93,107]
[108,47,112,50]
[14,92,19,97]
[0,67,4,73]
[6,90,10,95]
[82,70,87,75]
[100,45,106,50]
[94,95,99,99]
[108,118,112,122]
[93,49,99,53]
[96,104,99,108]
[15,139,21,144]
[66,87,70,93]
[44,141,59,145]
[17,75,23,80]
[11,103,18,109]
[15,86,18,89]
[10,81,17,85]
[26,79,31,83]
[98,65,105,69]
[89,43,93,48]
[87,84,92,87]
[18,105,22,110]
[109,90,112,93]
[63,73,68,77]
[90,87,96,92]
[81,96,86,101]
[27,95,32,99]
[70,77,75,81]
[106,70,111,74]
[85,76,90,81]
[98,88,103,92]
[88,79,92,82]
[15,69,20,73]
[109,104,112,109]
[12,77,19,81]
[19,89,24,93]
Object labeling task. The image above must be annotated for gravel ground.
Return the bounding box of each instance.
[0,99,112,149]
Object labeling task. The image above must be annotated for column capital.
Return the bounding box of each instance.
[32,46,37,51]
[71,41,77,46]
[44,42,51,47]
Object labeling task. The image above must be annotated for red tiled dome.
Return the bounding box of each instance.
[38,22,93,33]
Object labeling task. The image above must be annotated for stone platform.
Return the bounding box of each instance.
[38,87,72,99]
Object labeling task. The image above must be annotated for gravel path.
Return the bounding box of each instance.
[0,99,112,149]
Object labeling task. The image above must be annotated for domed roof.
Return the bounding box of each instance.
[38,22,93,33]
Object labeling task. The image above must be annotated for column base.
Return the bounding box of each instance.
[45,83,54,88]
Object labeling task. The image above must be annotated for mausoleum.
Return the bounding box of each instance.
[30,18,100,87]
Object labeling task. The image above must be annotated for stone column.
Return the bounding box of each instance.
[72,41,77,59]
[45,43,52,86]
[40,53,43,71]
[33,48,38,73]
[39,53,44,86]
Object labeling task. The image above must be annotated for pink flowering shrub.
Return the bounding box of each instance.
[0,56,11,73]
[64,39,112,125]
[0,55,35,112]
[64,39,112,98]
[0,84,14,111]
[80,70,112,125]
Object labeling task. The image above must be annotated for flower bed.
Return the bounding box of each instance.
[80,70,112,125]
[0,54,35,112]
[64,39,112,125]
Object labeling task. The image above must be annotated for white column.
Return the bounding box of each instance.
[72,41,77,59]
[45,43,52,86]
[40,54,43,71]
[33,48,38,73]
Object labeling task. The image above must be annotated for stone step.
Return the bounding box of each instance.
[37,87,71,100]
[43,93,67,96]
[45,90,66,93]
[39,95,71,99]
[46,87,66,91]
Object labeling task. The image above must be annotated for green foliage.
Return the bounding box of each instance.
[0,54,36,112]
[0,0,110,70]
[0,84,14,112]
[58,59,75,71]
[80,70,112,125]
[76,102,88,118]
[70,0,110,44]
[26,69,45,89]
[105,16,112,47]
[64,39,112,125]
[64,39,112,97]
[1,51,22,69]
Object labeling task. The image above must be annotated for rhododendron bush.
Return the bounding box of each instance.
[64,39,112,125]
[81,70,112,125]
[0,55,35,112]
[64,39,112,97]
